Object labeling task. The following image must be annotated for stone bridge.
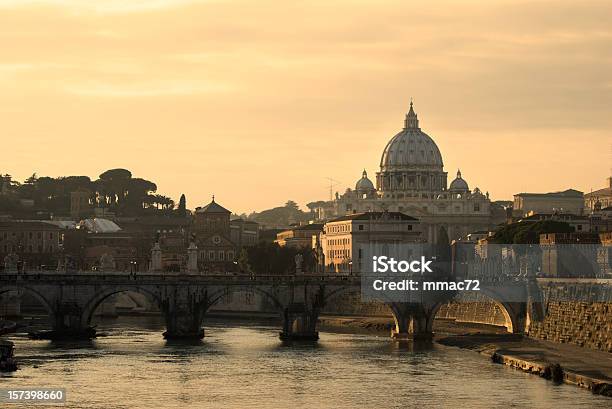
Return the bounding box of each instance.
[0,271,543,342]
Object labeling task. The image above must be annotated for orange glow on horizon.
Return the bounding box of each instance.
[1,0,611,214]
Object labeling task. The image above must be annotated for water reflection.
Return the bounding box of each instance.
[0,317,610,409]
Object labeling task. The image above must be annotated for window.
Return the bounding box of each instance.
[358,225,364,231]
[209,251,215,261]
[577,225,582,231]
[474,203,480,212]
[408,225,413,231]
[218,251,224,261]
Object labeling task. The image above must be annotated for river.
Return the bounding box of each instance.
[1,317,610,408]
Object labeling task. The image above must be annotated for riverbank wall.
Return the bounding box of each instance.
[438,333,612,397]
[527,301,612,352]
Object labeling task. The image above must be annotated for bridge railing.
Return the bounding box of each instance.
[0,270,362,284]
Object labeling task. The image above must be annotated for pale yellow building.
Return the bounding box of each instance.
[513,189,584,216]
[320,211,421,273]
[585,176,612,212]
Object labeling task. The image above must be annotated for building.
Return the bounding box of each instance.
[320,211,421,272]
[0,220,64,269]
[310,102,502,243]
[70,189,93,219]
[455,230,492,243]
[230,219,260,249]
[589,207,612,233]
[520,212,590,233]
[539,233,602,278]
[275,223,324,248]
[585,176,612,212]
[193,197,237,270]
[513,189,584,216]
[103,216,191,272]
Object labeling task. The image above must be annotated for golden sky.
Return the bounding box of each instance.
[1,0,611,214]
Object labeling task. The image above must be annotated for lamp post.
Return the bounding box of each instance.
[130,260,137,279]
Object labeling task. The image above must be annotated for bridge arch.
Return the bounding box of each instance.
[0,285,56,321]
[320,285,397,327]
[206,285,285,316]
[81,286,163,327]
[428,288,522,334]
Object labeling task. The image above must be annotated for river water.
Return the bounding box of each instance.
[0,317,609,409]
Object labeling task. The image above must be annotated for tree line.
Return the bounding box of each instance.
[0,168,186,218]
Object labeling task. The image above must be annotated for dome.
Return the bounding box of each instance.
[449,170,469,191]
[355,169,375,192]
[379,102,444,171]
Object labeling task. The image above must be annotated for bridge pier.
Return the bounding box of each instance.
[51,303,96,340]
[279,303,319,341]
[160,290,207,340]
[390,303,435,342]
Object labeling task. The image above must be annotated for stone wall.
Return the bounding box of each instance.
[528,302,612,352]
[322,292,391,316]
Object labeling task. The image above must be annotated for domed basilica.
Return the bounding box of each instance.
[315,102,500,243]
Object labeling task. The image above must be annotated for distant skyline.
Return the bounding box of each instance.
[2,0,611,214]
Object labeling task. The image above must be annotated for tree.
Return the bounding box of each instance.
[124,177,157,212]
[98,168,132,206]
[248,201,310,228]
[285,200,299,210]
[177,194,186,216]
[490,220,575,244]
[246,242,317,275]
[153,194,174,210]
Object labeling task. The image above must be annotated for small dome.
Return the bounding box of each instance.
[449,170,469,191]
[355,169,375,192]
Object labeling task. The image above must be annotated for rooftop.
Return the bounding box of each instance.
[196,197,231,214]
[328,211,418,223]
[521,212,588,221]
[585,187,612,198]
[515,189,583,198]
[0,220,63,231]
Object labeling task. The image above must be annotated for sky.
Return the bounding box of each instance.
[1,0,611,214]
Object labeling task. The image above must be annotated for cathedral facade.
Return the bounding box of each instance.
[314,103,502,243]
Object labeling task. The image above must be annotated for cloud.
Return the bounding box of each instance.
[0,0,212,14]
[0,0,611,211]
[64,79,235,97]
